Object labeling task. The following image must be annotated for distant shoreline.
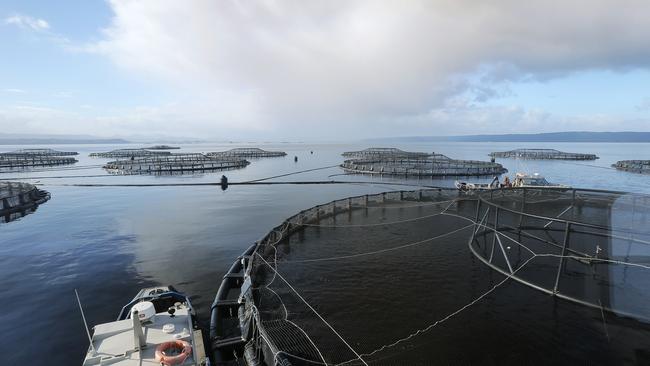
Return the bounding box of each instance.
[0,138,130,145]
[366,131,650,143]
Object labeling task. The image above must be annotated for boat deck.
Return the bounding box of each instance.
[83,304,206,365]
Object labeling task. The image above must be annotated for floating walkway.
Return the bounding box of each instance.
[89,149,171,158]
[612,160,650,174]
[207,148,287,158]
[104,153,249,174]
[489,148,598,160]
[0,181,50,223]
[342,147,430,159]
[342,156,506,177]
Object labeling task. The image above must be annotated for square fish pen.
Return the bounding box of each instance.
[207,148,287,159]
[103,153,250,174]
[489,148,598,160]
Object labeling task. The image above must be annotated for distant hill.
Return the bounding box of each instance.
[367,131,650,143]
[0,133,129,145]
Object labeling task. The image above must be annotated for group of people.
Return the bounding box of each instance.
[491,175,513,188]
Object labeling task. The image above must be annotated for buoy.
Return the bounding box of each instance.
[220,175,228,191]
[294,156,298,162]
[155,340,192,365]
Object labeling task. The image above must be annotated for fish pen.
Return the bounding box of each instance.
[341,156,507,177]
[207,148,287,159]
[0,154,77,170]
[342,147,431,159]
[145,145,180,150]
[89,149,172,158]
[0,181,50,223]
[212,187,650,365]
[2,148,78,156]
[489,148,598,160]
[103,153,250,174]
[612,160,650,174]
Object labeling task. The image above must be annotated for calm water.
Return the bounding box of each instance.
[1,142,649,365]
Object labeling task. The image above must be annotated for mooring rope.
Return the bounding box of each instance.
[335,255,538,365]
[243,164,341,183]
[281,223,473,264]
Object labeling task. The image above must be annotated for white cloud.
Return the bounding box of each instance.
[85,0,650,137]
[2,88,27,94]
[5,14,49,31]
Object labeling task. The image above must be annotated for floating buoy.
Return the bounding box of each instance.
[294,156,298,162]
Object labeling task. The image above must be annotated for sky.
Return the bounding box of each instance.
[1,0,650,140]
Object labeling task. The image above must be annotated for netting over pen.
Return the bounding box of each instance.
[2,148,78,156]
[489,148,598,160]
[103,153,249,175]
[0,181,50,223]
[212,187,650,365]
[341,156,507,177]
[207,148,287,159]
[613,160,650,174]
[0,154,77,170]
[89,149,172,158]
[341,147,431,159]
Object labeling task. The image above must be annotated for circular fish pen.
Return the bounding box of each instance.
[342,147,431,159]
[212,187,650,365]
[612,160,650,174]
[89,149,172,158]
[207,148,287,159]
[341,156,507,177]
[3,148,78,156]
[103,153,250,175]
[0,181,50,223]
[146,145,180,150]
[489,148,598,160]
[0,154,77,171]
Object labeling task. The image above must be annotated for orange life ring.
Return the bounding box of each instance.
[155,340,192,365]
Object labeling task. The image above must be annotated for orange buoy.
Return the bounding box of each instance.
[154,340,192,365]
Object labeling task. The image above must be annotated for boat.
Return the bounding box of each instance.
[511,172,570,189]
[456,173,569,191]
[81,285,210,366]
[455,176,500,191]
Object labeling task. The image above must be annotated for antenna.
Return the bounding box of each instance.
[75,289,96,354]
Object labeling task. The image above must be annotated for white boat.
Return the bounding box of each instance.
[455,176,500,191]
[456,173,569,191]
[81,286,209,366]
[511,172,570,189]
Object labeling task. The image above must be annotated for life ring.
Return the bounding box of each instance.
[155,340,192,365]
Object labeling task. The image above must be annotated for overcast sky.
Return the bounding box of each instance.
[1,0,650,140]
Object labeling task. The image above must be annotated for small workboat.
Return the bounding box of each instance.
[511,172,570,189]
[456,173,569,191]
[455,176,500,192]
[81,286,209,366]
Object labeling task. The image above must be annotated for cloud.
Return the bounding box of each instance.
[5,14,50,31]
[0,1,623,138]
[2,88,27,94]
